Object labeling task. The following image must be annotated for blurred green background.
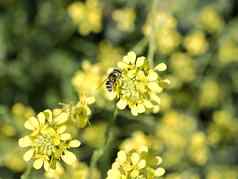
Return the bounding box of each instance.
[0,0,238,178]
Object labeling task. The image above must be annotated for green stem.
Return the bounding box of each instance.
[147,0,158,67]
[132,38,148,55]
[89,107,118,178]
[21,164,32,179]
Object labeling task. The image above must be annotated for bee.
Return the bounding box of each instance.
[105,68,122,92]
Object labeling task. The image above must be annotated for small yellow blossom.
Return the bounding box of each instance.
[208,110,238,145]
[199,79,222,108]
[188,132,209,165]
[218,39,238,64]
[143,11,180,55]
[156,28,181,55]
[143,11,177,35]
[72,61,102,97]
[12,102,35,120]
[170,52,196,83]
[45,162,101,179]
[68,0,102,35]
[106,147,165,179]
[66,95,95,128]
[199,6,224,33]
[120,131,151,152]
[184,31,208,56]
[109,51,169,116]
[112,8,136,32]
[18,109,81,171]
[81,122,106,148]
[97,41,124,70]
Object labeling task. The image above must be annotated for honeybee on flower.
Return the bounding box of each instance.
[105,51,170,116]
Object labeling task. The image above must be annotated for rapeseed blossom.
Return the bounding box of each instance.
[109,51,169,116]
[68,0,102,35]
[112,8,136,32]
[184,31,208,56]
[66,95,95,128]
[199,6,224,33]
[106,146,165,179]
[18,109,81,171]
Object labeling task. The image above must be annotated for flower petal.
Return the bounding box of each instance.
[136,104,145,113]
[136,57,145,67]
[69,140,81,148]
[57,125,67,134]
[148,82,163,93]
[23,149,34,161]
[117,99,127,110]
[37,112,45,125]
[19,136,32,148]
[54,112,68,125]
[60,133,72,141]
[155,63,167,71]
[148,70,158,81]
[155,167,166,176]
[86,97,95,104]
[62,151,77,165]
[33,159,44,169]
[131,152,140,164]
[127,51,136,64]
[24,117,39,130]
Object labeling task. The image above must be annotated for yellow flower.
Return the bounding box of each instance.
[199,6,224,33]
[97,41,124,70]
[12,102,35,120]
[68,0,102,35]
[45,162,101,179]
[188,132,209,165]
[143,11,177,36]
[110,51,169,116]
[72,61,102,97]
[184,31,208,56]
[199,79,222,108]
[81,122,106,148]
[218,39,238,64]
[18,109,81,171]
[143,11,180,55]
[156,28,181,55]
[112,8,136,32]
[120,131,151,152]
[206,166,238,179]
[66,95,95,128]
[170,52,196,83]
[106,147,165,179]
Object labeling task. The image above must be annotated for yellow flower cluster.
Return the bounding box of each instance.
[68,0,102,35]
[111,51,169,116]
[112,8,136,32]
[106,147,165,179]
[155,110,209,167]
[18,109,81,171]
